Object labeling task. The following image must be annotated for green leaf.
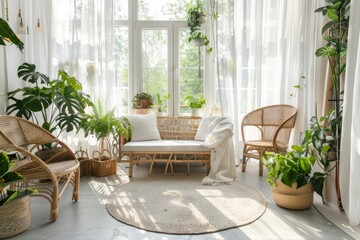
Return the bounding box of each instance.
[315,46,337,57]
[17,62,50,84]
[0,172,24,187]
[0,151,10,177]
[322,21,336,34]
[327,9,338,21]
[0,18,24,51]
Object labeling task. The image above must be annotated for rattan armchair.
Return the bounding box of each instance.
[0,115,80,221]
[241,104,298,176]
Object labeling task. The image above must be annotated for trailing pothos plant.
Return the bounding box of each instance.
[0,151,37,206]
[7,62,93,139]
[262,145,326,198]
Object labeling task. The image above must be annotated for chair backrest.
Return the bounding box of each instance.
[0,115,75,164]
[0,115,57,149]
[241,104,298,144]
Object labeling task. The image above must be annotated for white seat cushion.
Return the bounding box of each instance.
[122,140,210,152]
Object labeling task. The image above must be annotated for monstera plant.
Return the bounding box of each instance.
[7,62,93,137]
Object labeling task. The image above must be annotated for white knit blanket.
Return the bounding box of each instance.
[200,118,236,185]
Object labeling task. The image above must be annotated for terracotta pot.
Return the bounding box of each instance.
[271,181,314,210]
[140,99,149,108]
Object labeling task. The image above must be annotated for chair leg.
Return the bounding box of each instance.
[50,184,59,221]
[241,156,248,172]
[259,160,263,176]
[72,168,80,201]
[129,158,134,178]
[258,152,264,176]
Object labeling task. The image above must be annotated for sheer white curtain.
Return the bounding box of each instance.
[216,0,327,158]
[340,0,360,227]
[50,0,116,151]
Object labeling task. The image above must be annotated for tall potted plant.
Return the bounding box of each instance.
[0,151,36,238]
[262,145,326,210]
[7,63,93,138]
[80,102,131,176]
[314,0,350,210]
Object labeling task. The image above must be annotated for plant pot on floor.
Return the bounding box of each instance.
[0,195,31,238]
[91,149,117,177]
[271,181,314,210]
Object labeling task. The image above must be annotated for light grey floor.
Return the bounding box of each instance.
[11,161,354,240]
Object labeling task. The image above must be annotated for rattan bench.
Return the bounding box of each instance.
[119,116,211,177]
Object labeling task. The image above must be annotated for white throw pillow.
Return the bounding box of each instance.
[195,116,227,141]
[126,113,161,141]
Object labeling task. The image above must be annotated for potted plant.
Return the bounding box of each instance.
[301,107,340,204]
[184,95,206,116]
[186,1,213,54]
[262,144,326,210]
[80,101,131,176]
[132,92,154,109]
[0,151,37,238]
[7,63,92,138]
[156,93,170,114]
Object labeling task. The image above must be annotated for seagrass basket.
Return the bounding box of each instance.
[75,149,92,177]
[91,149,117,177]
[0,195,31,238]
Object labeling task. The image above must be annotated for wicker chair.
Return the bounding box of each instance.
[0,116,80,221]
[241,104,298,176]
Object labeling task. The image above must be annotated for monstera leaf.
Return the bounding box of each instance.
[17,62,49,84]
[0,18,24,51]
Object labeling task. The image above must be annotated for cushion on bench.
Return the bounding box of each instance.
[122,140,209,152]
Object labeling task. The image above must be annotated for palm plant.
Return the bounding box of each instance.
[81,101,131,159]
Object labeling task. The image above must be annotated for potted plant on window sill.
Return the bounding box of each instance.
[80,102,131,177]
[184,96,206,116]
[0,151,37,238]
[262,144,326,210]
[132,92,154,109]
[156,93,170,115]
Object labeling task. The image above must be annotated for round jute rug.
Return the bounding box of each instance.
[106,174,267,234]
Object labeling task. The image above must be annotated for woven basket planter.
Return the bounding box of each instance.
[0,195,31,238]
[91,158,117,177]
[79,158,92,177]
[271,181,314,210]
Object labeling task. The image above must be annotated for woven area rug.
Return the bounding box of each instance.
[105,174,267,234]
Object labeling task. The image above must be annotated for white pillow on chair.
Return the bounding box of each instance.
[126,113,161,141]
[195,116,227,141]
